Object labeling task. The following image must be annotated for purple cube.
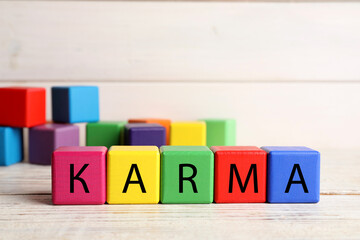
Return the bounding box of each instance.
[125,123,166,148]
[29,123,79,165]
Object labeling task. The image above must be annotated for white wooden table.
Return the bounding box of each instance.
[0,149,359,239]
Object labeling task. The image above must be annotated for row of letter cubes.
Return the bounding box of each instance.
[52,146,320,204]
[1,119,235,166]
[0,86,99,165]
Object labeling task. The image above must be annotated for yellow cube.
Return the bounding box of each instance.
[107,146,160,204]
[170,121,206,146]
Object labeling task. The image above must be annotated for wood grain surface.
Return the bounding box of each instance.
[0,149,359,239]
[1,1,360,82]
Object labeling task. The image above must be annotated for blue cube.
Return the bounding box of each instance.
[0,127,23,166]
[52,86,99,123]
[261,146,320,203]
[125,123,166,148]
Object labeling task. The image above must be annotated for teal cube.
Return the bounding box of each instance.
[86,121,127,148]
[0,127,23,166]
[52,86,99,123]
[200,119,236,147]
[160,146,214,203]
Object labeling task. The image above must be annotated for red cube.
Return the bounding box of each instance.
[0,87,46,127]
[211,146,267,203]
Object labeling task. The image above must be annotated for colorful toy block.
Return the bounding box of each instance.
[86,121,127,148]
[261,146,320,203]
[0,127,23,166]
[125,123,166,148]
[170,122,206,146]
[0,87,46,128]
[29,123,79,165]
[200,119,236,147]
[211,146,267,203]
[52,146,107,205]
[160,146,214,203]
[128,118,171,145]
[52,86,99,123]
[107,146,160,204]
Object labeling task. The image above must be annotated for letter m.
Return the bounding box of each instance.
[229,164,258,193]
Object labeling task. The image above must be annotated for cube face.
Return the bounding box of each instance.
[0,87,46,127]
[261,146,320,203]
[29,124,79,165]
[86,121,127,148]
[51,87,69,123]
[0,127,23,166]
[170,122,206,146]
[212,146,266,203]
[201,119,236,147]
[107,146,160,204]
[128,119,171,145]
[125,123,166,148]
[160,146,214,203]
[52,86,99,123]
[52,146,107,205]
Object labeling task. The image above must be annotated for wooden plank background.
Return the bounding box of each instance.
[1,1,360,82]
[1,1,360,150]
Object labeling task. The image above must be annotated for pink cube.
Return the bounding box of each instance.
[52,146,107,205]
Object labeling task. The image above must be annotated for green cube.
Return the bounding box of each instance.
[160,146,214,203]
[200,119,236,147]
[86,121,126,148]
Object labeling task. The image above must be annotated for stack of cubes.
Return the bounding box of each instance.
[0,85,237,166]
[0,87,46,166]
[0,86,100,166]
[33,86,100,165]
[28,86,100,165]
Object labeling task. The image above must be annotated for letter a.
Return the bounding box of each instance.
[285,164,309,193]
[123,164,146,193]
